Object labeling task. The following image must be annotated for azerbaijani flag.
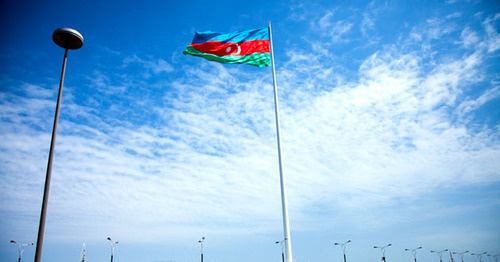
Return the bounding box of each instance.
[183,27,271,68]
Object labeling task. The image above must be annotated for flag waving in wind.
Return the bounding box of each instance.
[183,27,271,67]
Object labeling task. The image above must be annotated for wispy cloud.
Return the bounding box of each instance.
[313,11,354,43]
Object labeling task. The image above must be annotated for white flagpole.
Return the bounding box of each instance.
[268,21,293,262]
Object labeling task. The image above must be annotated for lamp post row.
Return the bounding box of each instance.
[328,242,495,262]
[10,237,117,262]
[9,238,498,261]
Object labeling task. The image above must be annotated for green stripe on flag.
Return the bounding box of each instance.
[183,45,270,68]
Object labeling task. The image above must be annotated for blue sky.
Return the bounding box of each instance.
[0,0,499,261]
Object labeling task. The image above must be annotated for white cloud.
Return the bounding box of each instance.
[461,26,480,48]
[314,11,353,43]
[483,13,500,53]
[123,55,174,77]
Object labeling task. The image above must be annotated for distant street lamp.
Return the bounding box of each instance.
[405,247,422,262]
[488,254,500,262]
[334,240,352,262]
[198,237,205,262]
[34,27,84,262]
[431,249,448,262]
[107,237,119,262]
[471,252,487,262]
[10,240,33,262]
[276,240,285,262]
[452,251,469,262]
[374,243,392,262]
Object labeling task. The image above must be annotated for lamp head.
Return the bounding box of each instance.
[52,28,84,49]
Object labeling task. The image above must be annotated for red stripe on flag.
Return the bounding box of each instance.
[190,39,269,57]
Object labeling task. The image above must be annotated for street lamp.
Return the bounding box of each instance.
[404,247,422,262]
[276,240,285,262]
[431,249,448,262]
[34,27,84,262]
[10,240,33,262]
[334,240,352,262]
[452,251,469,262]
[107,237,119,262]
[374,243,392,262]
[488,254,500,262]
[198,237,205,262]
[471,252,487,262]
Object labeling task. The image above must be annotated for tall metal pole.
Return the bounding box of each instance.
[34,47,67,262]
[34,28,83,262]
[268,21,293,262]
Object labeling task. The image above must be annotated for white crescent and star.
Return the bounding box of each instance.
[225,43,241,55]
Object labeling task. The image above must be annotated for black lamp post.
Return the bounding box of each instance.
[471,252,487,262]
[452,251,469,262]
[334,240,352,262]
[431,249,448,262]
[405,247,422,262]
[34,27,83,262]
[276,240,285,262]
[107,237,119,262]
[198,237,205,262]
[374,243,392,262]
[10,240,33,262]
